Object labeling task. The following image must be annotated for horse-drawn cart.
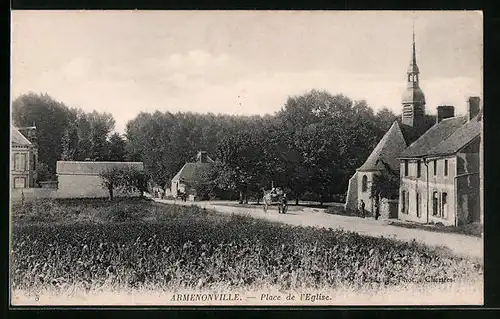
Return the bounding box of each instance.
[262,188,288,214]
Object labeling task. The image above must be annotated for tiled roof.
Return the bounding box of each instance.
[11,127,32,146]
[400,116,469,158]
[57,161,144,175]
[426,116,481,156]
[172,162,213,183]
[358,121,407,172]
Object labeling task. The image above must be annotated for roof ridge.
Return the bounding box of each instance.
[11,126,33,146]
[400,116,468,158]
[358,121,407,172]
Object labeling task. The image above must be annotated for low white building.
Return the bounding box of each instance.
[56,161,144,198]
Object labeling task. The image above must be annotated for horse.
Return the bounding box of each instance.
[263,189,288,214]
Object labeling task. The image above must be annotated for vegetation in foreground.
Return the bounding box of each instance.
[11,199,482,296]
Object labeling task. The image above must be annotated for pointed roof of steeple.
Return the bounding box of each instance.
[407,25,419,74]
[358,121,408,172]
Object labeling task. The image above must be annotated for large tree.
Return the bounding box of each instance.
[107,133,127,162]
[276,90,386,204]
[12,93,75,176]
[12,93,119,175]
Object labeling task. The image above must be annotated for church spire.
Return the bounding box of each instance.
[412,22,417,66]
[401,19,426,128]
[407,21,419,82]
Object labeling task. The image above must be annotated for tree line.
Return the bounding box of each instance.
[12,92,127,181]
[12,90,398,203]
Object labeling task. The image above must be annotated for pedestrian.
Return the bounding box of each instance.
[281,193,288,214]
[359,200,365,218]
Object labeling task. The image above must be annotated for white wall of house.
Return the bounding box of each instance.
[171,180,186,198]
[398,156,457,226]
[11,147,37,189]
[57,174,141,198]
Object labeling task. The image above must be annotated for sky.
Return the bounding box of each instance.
[11,11,483,133]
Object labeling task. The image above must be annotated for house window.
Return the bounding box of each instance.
[361,175,368,192]
[444,160,448,176]
[441,192,448,218]
[416,192,420,217]
[14,177,26,188]
[432,191,439,216]
[401,190,409,214]
[433,160,437,176]
[401,191,406,213]
[404,160,409,177]
[14,153,26,172]
[32,155,36,170]
[417,160,421,178]
[405,191,409,214]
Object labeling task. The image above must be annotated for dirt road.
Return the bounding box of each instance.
[155,199,483,260]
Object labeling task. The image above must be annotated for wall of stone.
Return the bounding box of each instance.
[379,198,398,219]
[57,174,140,198]
[344,172,358,211]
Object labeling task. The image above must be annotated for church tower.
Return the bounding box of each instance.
[401,28,425,128]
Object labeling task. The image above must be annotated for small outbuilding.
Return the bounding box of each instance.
[56,161,144,198]
[170,151,214,199]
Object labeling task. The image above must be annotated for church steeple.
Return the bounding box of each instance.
[401,23,425,128]
[407,25,420,85]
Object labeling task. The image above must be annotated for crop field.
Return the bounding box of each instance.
[10,199,483,304]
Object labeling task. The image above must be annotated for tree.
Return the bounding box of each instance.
[376,107,398,132]
[189,166,218,200]
[60,125,78,161]
[276,90,385,205]
[370,167,400,201]
[35,162,53,183]
[122,167,149,198]
[12,93,75,175]
[13,92,119,168]
[212,127,266,204]
[88,111,115,161]
[99,167,123,201]
[108,133,127,161]
[100,167,149,200]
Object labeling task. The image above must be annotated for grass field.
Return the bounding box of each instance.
[10,198,483,304]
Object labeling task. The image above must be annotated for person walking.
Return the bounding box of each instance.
[359,200,366,218]
[281,193,288,214]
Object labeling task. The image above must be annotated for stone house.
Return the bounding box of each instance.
[11,126,38,189]
[170,151,214,199]
[398,97,481,226]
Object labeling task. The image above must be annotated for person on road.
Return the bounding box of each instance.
[359,200,366,218]
[281,193,288,214]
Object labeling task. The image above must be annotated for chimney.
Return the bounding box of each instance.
[197,151,208,163]
[467,96,481,121]
[436,105,455,124]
